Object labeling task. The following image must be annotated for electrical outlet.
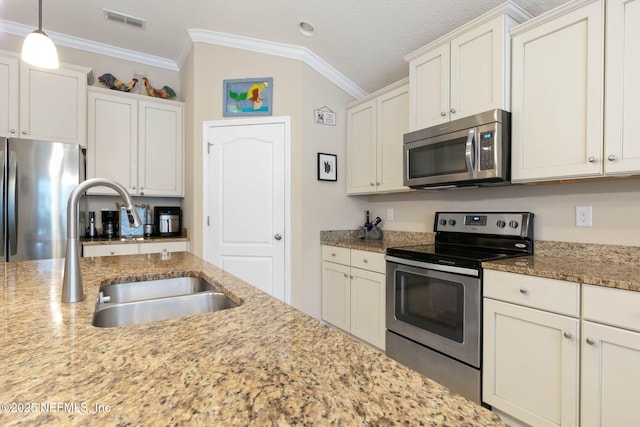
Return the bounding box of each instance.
[576,206,592,227]
[387,208,394,221]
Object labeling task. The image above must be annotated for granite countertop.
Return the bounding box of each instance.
[0,252,502,426]
[483,255,640,292]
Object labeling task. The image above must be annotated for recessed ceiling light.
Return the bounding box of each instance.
[298,21,315,37]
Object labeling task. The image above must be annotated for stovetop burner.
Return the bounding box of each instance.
[387,212,534,269]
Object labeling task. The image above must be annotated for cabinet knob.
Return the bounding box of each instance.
[586,337,596,346]
[375,182,380,186]
[109,250,115,255]
[450,108,456,114]
[370,183,375,187]
[331,252,336,257]
[588,156,597,163]
[21,130,27,135]
[608,155,617,161]
[440,112,447,117]
[363,258,369,263]
[140,191,144,196]
[10,129,16,134]
[343,273,348,278]
[519,287,528,294]
[563,331,573,339]
[132,186,136,190]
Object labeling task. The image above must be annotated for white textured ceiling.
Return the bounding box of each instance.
[0,0,568,95]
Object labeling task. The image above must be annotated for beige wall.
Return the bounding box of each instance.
[366,177,640,246]
[184,43,365,318]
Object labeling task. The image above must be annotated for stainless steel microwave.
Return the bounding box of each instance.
[403,109,511,189]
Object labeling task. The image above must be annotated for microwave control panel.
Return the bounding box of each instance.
[479,131,495,170]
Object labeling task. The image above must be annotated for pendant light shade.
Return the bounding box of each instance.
[21,0,59,69]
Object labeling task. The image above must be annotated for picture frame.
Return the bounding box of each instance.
[318,153,337,181]
[223,77,273,117]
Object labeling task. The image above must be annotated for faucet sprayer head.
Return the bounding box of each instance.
[126,207,143,228]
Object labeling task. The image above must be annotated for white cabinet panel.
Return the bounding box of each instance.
[83,244,139,257]
[410,44,449,129]
[321,260,351,332]
[0,54,19,137]
[350,267,385,350]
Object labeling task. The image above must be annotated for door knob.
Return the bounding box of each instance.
[274,233,282,240]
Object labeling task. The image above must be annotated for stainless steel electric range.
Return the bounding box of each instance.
[385,212,534,404]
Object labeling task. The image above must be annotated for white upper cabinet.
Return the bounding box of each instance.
[405,3,530,131]
[0,50,90,146]
[87,87,184,197]
[346,79,409,195]
[604,0,640,175]
[511,0,604,182]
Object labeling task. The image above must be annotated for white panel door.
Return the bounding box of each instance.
[0,54,19,138]
[409,43,450,130]
[604,0,640,175]
[376,83,409,194]
[206,119,287,302]
[346,99,376,194]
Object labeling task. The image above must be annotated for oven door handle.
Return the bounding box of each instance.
[386,255,479,277]
[465,128,477,179]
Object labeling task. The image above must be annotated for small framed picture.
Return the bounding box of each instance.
[318,153,337,181]
[223,77,273,117]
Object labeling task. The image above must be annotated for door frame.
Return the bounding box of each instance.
[202,116,292,304]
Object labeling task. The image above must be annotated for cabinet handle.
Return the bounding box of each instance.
[586,337,596,346]
[343,273,348,278]
[363,258,369,263]
[370,182,375,187]
[375,182,380,186]
[608,155,617,161]
[132,185,136,190]
[21,130,27,135]
[331,252,336,257]
[563,331,573,339]
[450,108,456,114]
[10,129,16,134]
[519,287,528,294]
[109,250,115,255]
[349,275,354,279]
[588,156,597,163]
[440,112,446,117]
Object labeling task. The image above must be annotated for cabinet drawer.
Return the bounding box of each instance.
[322,245,350,265]
[83,244,139,257]
[583,285,640,333]
[141,241,188,254]
[350,249,386,274]
[484,270,580,317]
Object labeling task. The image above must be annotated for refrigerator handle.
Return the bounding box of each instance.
[0,148,4,258]
[8,151,17,256]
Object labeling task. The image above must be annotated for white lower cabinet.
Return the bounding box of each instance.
[483,270,580,427]
[321,245,385,350]
[581,285,640,427]
[83,241,189,257]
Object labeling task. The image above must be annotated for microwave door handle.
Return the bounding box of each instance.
[465,128,477,178]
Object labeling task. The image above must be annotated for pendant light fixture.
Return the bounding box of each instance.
[21,0,59,69]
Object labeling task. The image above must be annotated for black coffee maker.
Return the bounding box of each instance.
[101,210,119,238]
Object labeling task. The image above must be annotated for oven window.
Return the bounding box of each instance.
[395,270,464,342]
[408,137,468,179]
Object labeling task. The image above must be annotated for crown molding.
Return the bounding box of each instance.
[0,19,179,71]
[188,29,367,99]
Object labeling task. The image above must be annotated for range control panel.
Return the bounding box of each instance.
[435,212,534,237]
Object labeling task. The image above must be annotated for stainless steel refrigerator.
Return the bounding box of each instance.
[1,138,85,262]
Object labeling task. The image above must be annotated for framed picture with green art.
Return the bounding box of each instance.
[223,77,273,117]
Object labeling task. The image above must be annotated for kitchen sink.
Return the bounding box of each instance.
[92,292,238,328]
[98,276,216,303]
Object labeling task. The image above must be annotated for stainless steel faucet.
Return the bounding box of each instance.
[61,178,142,303]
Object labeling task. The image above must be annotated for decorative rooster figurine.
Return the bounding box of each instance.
[142,77,176,99]
[98,73,138,92]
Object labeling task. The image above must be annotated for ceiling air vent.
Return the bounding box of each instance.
[103,9,146,29]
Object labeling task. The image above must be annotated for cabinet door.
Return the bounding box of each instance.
[19,63,87,146]
[483,299,579,427]
[138,100,184,196]
[350,267,385,350]
[511,0,603,182]
[604,0,640,175]
[86,91,137,195]
[376,83,409,193]
[582,321,640,427]
[0,54,19,138]
[346,99,376,194]
[450,16,505,121]
[321,261,351,331]
[409,44,449,130]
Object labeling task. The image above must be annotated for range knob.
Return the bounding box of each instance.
[448,219,456,226]
[509,220,519,229]
[496,220,506,228]
[440,218,447,226]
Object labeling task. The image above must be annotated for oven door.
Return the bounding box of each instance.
[386,259,481,368]
[404,127,477,187]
